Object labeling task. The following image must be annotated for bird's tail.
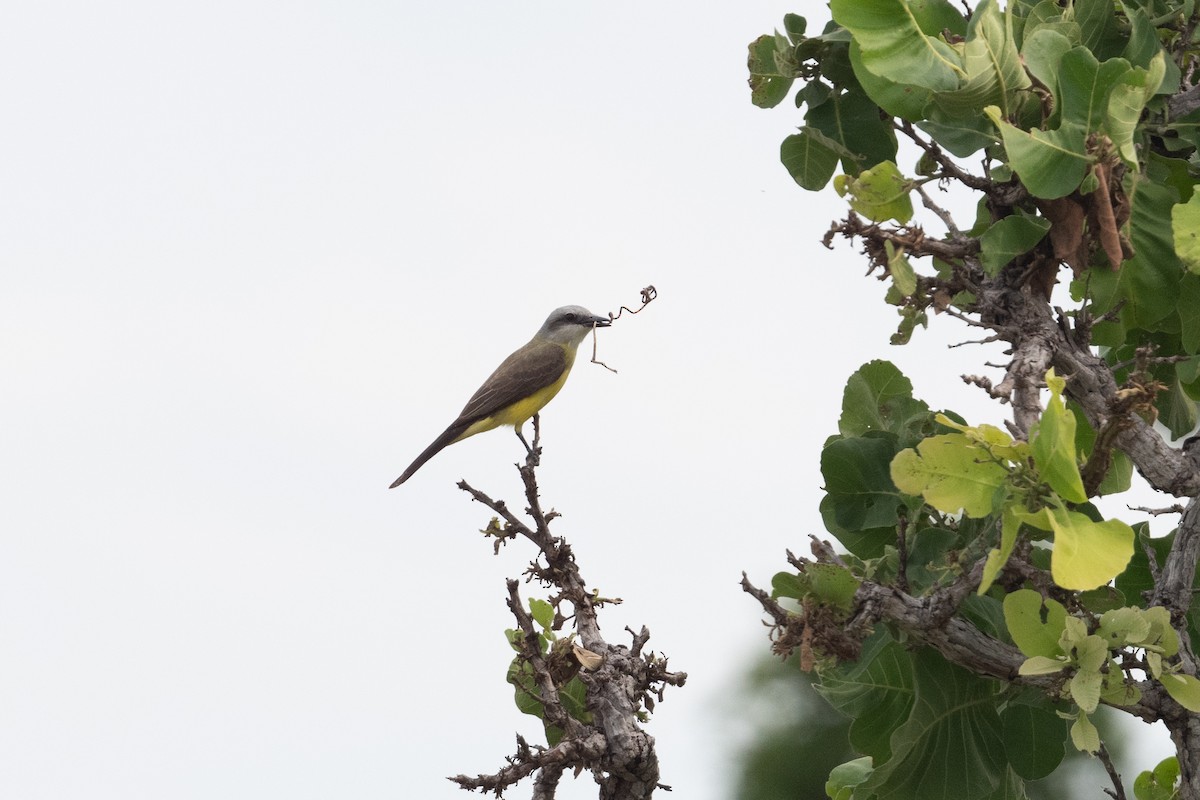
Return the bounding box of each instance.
[389,422,469,488]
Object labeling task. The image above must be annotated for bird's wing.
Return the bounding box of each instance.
[455,339,567,424]
[389,340,568,488]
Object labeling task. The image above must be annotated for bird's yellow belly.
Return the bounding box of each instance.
[458,368,571,439]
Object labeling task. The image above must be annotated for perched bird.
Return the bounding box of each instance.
[389,305,610,487]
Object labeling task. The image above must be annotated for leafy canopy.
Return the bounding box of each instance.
[747,1,1200,798]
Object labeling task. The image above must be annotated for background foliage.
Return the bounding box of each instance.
[745,1,1200,798]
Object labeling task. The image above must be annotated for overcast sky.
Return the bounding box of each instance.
[1,2,1175,798]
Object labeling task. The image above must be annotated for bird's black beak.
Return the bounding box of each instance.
[591,315,611,328]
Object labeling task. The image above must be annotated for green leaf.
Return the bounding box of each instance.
[838,360,931,441]
[1134,757,1181,800]
[890,433,1009,517]
[826,756,873,800]
[900,527,960,593]
[1078,586,1126,615]
[842,1,1016,144]
[1114,523,1166,602]
[1158,377,1199,440]
[1088,175,1184,330]
[849,39,931,120]
[1000,702,1067,780]
[508,658,550,734]
[817,631,915,761]
[1181,274,1200,353]
[748,35,795,108]
[1004,589,1068,658]
[771,572,807,601]
[929,0,1031,119]
[780,127,843,191]
[891,304,929,345]
[559,676,591,723]
[830,0,965,92]
[917,112,998,157]
[979,213,1051,277]
[834,160,914,223]
[984,105,1089,199]
[771,564,862,611]
[1073,0,1120,56]
[1070,402,1132,494]
[1021,2,1082,51]
[985,47,1137,199]
[806,88,899,172]
[1173,191,1200,275]
[1030,369,1087,503]
[1021,28,1074,96]
[808,563,862,611]
[1056,47,1136,129]
[1149,152,1195,204]
[782,13,806,44]
[1162,673,1200,712]
[529,598,554,632]
[825,523,899,560]
[821,435,903,533]
[858,648,1006,799]
[1107,52,1166,166]
[961,592,1007,640]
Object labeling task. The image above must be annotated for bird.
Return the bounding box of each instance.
[389,305,611,487]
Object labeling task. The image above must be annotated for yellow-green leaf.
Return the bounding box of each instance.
[979,505,1022,594]
[1070,712,1100,753]
[834,161,914,223]
[1070,667,1103,713]
[1003,588,1067,658]
[1144,606,1181,659]
[1019,655,1067,675]
[1173,192,1200,275]
[1031,369,1087,503]
[1162,673,1200,712]
[1023,504,1134,591]
[886,241,918,295]
[890,433,1009,517]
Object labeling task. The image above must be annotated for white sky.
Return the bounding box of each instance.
[1,2,1174,798]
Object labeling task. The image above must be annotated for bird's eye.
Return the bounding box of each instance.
[564,313,576,322]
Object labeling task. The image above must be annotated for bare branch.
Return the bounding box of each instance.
[1128,504,1185,517]
[915,185,962,237]
[1152,498,1200,639]
[1098,743,1128,800]
[455,444,682,798]
[897,120,994,194]
[1168,83,1200,121]
[962,373,1011,402]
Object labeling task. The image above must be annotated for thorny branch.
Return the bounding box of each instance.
[453,439,685,799]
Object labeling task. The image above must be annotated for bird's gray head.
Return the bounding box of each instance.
[537,305,610,345]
